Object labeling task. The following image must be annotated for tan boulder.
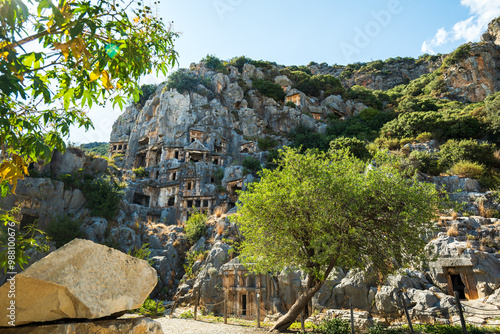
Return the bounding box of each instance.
[0,239,157,327]
[1,317,163,334]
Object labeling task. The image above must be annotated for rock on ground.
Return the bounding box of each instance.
[1,317,163,334]
[0,239,157,326]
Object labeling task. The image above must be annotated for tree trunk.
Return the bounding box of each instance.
[270,279,325,332]
[270,254,340,332]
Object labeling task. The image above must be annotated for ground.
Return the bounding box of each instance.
[156,318,270,333]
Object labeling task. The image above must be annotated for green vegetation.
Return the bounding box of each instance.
[202,54,228,73]
[1,207,50,273]
[135,84,158,109]
[313,318,351,334]
[329,137,370,160]
[166,69,209,93]
[236,147,440,331]
[438,139,496,169]
[82,176,124,220]
[327,108,395,142]
[134,297,165,317]
[242,156,262,175]
[46,215,84,248]
[0,0,177,198]
[185,209,207,243]
[252,79,286,102]
[133,167,149,178]
[80,142,110,157]
[448,161,485,179]
[257,136,278,151]
[128,243,152,263]
[213,168,225,184]
[443,44,472,68]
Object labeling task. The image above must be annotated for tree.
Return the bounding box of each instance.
[0,0,177,270]
[0,0,178,196]
[235,147,440,332]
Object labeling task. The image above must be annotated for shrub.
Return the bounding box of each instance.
[213,168,224,185]
[329,137,370,160]
[46,215,84,248]
[439,139,496,169]
[82,176,123,220]
[443,44,471,68]
[289,124,330,152]
[448,161,484,179]
[202,54,228,73]
[166,69,208,93]
[326,108,395,142]
[409,151,442,175]
[375,137,400,150]
[314,318,350,334]
[381,111,483,141]
[257,136,278,151]
[185,210,207,243]
[128,243,152,263]
[134,297,165,317]
[252,79,286,102]
[242,156,261,174]
[133,167,149,178]
[286,101,297,108]
[135,84,157,109]
[295,74,344,97]
[416,132,432,142]
[346,85,382,109]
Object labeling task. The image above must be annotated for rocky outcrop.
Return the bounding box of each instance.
[0,239,157,327]
[443,43,500,103]
[309,58,442,91]
[1,317,163,334]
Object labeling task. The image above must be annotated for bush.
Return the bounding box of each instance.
[443,44,471,68]
[185,210,207,243]
[409,151,442,175]
[242,156,261,174]
[314,318,350,334]
[82,176,123,220]
[257,136,278,151]
[346,85,382,109]
[326,108,395,142]
[46,215,84,248]
[448,161,484,179]
[133,167,149,178]
[329,137,370,160]
[416,132,432,142]
[439,139,496,169]
[135,84,157,109]
[286,101,297,108]
[202,54,228,73]
[166,69,208,93]
[289,124,330,152]
[134,297,165,317]
[213,168,224,185]
[381,111,483,141]
[375,137,400,150]
[252,79,286,102]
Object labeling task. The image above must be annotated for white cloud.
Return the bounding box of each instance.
[421,0,500,53]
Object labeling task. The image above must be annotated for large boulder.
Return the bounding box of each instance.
[0,239,157,326]
[1,317,163,334]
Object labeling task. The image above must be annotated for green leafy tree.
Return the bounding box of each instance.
[235,147,440,332]
[185,209,207,243]
[0,0,178,196]
[0,0,176,270]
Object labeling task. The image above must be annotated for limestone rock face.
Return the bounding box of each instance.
[1,317,163,334]
[0,239,157,327]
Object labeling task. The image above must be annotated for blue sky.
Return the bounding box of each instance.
[69,0,500,144]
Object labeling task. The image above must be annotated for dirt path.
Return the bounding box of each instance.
[156,318,270,334]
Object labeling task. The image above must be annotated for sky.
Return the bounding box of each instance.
[68,0,500,144]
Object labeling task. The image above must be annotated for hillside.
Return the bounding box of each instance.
[2,15,500,332]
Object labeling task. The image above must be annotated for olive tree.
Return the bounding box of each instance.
[235,147,440,332]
